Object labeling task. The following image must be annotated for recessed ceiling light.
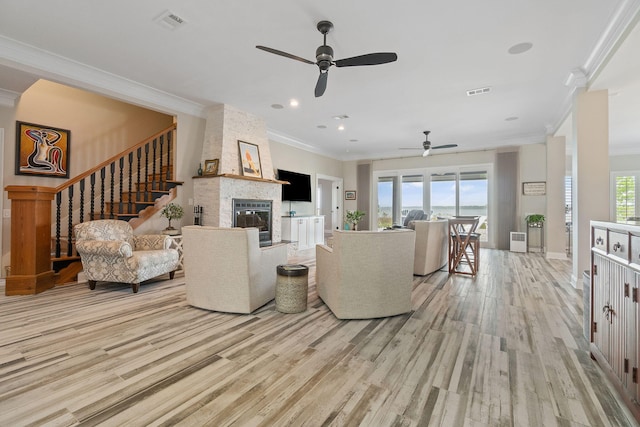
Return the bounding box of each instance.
[289,99,299,107]
[271,104,284,109]
[317,125,327,129]
[332,115,349,120]
[505,116,519,121]
[338,124,345,131]
[508,42,533,55]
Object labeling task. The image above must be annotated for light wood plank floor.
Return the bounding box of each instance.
[0,249,638,426]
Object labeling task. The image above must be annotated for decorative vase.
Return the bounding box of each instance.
[197,163,203,176]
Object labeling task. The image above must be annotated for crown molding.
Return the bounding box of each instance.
[267,128,342,160]
[0,88,20,108]
[583,0,640,80]
[0,35,208,118]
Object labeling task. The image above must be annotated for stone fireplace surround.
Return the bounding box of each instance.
[192,104,287,242]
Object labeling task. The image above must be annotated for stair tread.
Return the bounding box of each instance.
[51,255,81,262]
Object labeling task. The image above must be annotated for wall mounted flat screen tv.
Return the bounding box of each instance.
[278,169,312,202]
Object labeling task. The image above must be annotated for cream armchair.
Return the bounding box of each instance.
[181,226,288,314]
[316,229,416,319]
[74,220,179,293]
[411,220,449,275]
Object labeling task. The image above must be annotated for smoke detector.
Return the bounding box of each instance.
[155,10,187,30]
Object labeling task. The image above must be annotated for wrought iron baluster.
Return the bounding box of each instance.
[67,185,74,257]
[159,134,165,191]
[55,192,62,258]
[136,147,142,203]
[90,173,96,220]
[110,162,115,219]
[100,167,106,219]
[128,152,134,215]
[119,158,124,215]
[145,144,150,202]
[166,130,172,181]
[79,179,85,224]
[152,138,157,191]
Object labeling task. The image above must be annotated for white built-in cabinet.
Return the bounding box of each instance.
[591,221,639,423]
[282,216,325,250]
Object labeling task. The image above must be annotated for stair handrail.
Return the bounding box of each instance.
[55,123,177,193]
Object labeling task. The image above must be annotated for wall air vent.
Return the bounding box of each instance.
[155,10,187,30]
[466,87,491,96]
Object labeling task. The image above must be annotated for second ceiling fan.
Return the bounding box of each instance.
[256,20,397,97]
[399,131,458,157]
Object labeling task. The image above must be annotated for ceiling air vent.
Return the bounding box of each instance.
[466,86,491,97]
[155,10,187,30]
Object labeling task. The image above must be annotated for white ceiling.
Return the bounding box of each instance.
[0,0,639,160]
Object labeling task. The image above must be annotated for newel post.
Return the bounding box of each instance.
[4,185,57,295]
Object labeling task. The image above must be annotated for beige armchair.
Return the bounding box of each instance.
[181,226,288,314]
[74,220,179,293]
[316,229,415,319]
[411,220,449,275]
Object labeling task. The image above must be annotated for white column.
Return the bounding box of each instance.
[546,135,568,259]
[571,89,609,287]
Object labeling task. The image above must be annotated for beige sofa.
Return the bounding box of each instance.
[316,229,415,319]
[182,226,288,314]
[411,220,449,276]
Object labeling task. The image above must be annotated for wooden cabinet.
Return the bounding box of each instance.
[591,221,640,423]
[282,216,324,250]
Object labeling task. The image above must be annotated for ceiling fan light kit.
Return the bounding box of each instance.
[399,130,459,157]
[256,20,398,97]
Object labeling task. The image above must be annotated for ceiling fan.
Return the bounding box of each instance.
[256,20,397,97]
[399,131,458,157]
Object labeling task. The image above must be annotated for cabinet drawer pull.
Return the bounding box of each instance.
[596,236,604,245]
[602,303,615,323]
[612,242,621,252]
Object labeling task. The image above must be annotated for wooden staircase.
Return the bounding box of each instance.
[49,126,181,285]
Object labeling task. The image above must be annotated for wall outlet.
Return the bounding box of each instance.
[2,209,10,218]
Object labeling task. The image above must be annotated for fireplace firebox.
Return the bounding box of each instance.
[232,199,272,246]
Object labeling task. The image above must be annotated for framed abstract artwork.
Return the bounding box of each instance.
[15,121,70,178]
[238,140,262,178]
[345,190,356,200]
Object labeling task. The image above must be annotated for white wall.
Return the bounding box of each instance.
[519,143,547,230]
[269,140,343,217]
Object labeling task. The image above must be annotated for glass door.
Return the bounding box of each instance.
[401,175,424,224]
[430,169,489,242]
[377,176,395,229]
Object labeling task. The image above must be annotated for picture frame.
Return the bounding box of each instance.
[15,121,71,178]
[522,181,546,196]
[238,140,262,178]
[345,190,356,200]
[203,159,219,175]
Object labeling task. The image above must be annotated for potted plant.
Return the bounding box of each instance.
[346,210,366,231]
[525,213,545,228]
[160,202,184,235]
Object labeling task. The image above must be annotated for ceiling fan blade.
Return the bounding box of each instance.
[432,144,458,150]
[335,52,397,67]
[315,71,328,97]
[256,45,315,65]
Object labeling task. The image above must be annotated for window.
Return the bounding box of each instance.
[614,175,636,221]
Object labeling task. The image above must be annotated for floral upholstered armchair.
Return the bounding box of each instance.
[74,220,179,293]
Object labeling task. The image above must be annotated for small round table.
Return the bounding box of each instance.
[275,264,309,313]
